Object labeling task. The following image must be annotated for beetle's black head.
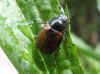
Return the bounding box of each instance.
[49,14,67,32]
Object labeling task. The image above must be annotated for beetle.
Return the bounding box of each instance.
[35,14,67,54]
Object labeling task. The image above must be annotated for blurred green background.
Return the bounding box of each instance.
[65,0,100,74]
[0,0,100,74]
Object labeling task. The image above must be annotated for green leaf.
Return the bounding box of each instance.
[0,20,40,74]
[0,0,84,74]
[71,33,100,61]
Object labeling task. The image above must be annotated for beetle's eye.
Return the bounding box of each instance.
[63,20,66,24]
